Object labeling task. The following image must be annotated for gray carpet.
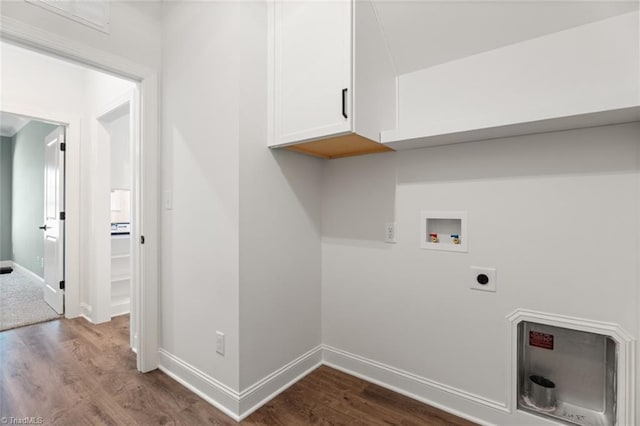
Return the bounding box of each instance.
[0,267,61,331]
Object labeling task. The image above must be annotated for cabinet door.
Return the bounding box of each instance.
[273,0,352,146]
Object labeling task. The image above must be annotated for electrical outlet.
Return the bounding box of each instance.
[470,266,496,292]
[384,222,397,243]
[164,190,173,210]
[216,331,225,355]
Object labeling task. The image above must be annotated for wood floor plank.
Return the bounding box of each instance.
[1,317,476,425]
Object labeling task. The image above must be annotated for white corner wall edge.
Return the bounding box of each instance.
[238,346,323,419]
[158,345,323,421]
[79,302,93,323]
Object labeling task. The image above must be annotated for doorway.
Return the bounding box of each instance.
[0,27,158,371]
[0,40,142,359]
[97,94,139,351]
[0,113,65,330]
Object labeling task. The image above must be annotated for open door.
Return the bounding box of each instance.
[42,126,65,314]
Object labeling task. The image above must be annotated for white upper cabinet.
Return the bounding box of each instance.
[269,2,640,157]
[269,0,397,159]
[274,0,352,144]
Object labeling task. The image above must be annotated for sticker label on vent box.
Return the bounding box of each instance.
[529,331,554,350]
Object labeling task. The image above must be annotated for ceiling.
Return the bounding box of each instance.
[372,1,639,75]
[0,112,31,138]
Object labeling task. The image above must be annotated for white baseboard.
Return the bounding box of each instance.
[158,344,554,425]
[158,345,323,421]
[80,302,92,313]
[238,345,323,420]
[11,262,44,284]
[79,313,94,324]
[0,260,12,268]
[158,349,241,420]
[322,345,512,425]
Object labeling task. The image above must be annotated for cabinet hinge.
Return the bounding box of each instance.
[60,142,66,152]
[59,280,65,290]
[140,235,145,244]
[59,212,66,220]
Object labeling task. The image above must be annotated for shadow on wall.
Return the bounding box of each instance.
[269,149,323,234]
[321,123,640,242]
[322,151,397,241]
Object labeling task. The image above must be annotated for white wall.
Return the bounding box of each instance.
[396,11,639,138]
[161,0,242,393]
[0,41,87,117]
[109,111,131,191]
[238,1,323,392]
[322,122,640,424]
[1,1,162,71]
[160,2,323,415]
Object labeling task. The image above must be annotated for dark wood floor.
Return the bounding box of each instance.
[0,316,475,425]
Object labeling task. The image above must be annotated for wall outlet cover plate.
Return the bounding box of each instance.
[470,266,496,292]
[384,222,397,243]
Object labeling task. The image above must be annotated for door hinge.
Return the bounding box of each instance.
[140,235,145,244]
[59,280,65,290]
[59,212,66,220]
[60,142,66,152]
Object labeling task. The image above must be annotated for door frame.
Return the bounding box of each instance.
[1,17,160,373]
[96,89,140,351]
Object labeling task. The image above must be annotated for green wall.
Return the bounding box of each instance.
[11,121,57,277]
[0,136,12,261]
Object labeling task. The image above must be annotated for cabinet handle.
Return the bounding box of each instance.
[342,88,348,119]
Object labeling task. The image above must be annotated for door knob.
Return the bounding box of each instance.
[39,225,48,231]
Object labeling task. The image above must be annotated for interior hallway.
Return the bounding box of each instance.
[0,316,473,425]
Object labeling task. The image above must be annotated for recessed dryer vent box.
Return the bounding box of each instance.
[517,321,617,426]
[420,211,467,252]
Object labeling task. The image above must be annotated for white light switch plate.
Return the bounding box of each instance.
[164,190,173,210]
[216,331,225,355]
